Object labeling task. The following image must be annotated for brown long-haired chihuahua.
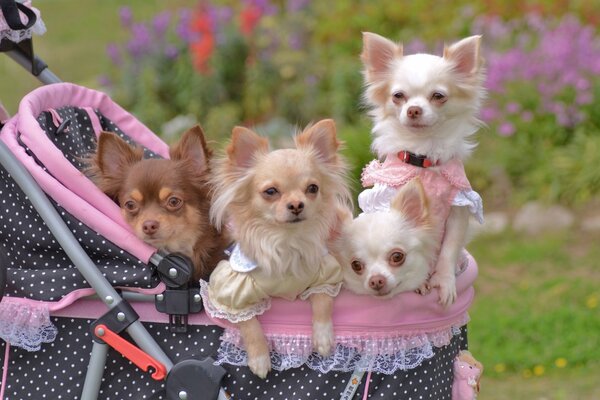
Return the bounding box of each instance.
[88,126,230,281]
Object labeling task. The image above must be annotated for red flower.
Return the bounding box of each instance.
[189,8,215,72]
[240,5,261,36]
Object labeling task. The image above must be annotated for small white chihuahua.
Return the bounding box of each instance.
[358,32,485,306]
[336,178,437,297]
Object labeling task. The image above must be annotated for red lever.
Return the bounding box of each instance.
[94,324,167,380]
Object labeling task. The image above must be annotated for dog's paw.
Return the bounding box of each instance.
[416,282,431,295]
[247,352,271,379]
[312,321,334,357]
[429,272,457,307]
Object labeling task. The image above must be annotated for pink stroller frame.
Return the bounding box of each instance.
[0,3,479,399]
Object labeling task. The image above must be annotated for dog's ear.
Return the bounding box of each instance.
[327,204,354,255]
[361,32,403,81]
[227,126,269,168]
[295,119,340,165]
[391,178,430,227]
[94,132,143,197]
[443,35,483,76]
[170,125,211,172]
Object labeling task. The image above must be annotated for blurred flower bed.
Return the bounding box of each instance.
[100,0,600,206]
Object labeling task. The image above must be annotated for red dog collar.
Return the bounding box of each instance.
[398,151,439,168]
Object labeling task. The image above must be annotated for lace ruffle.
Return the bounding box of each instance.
[214,314,469,374]
[358,183,396,213]
[229,243,258,273]
[359,184,484,224]
[361,159,418,188]
[200,279,271,323]
[0,297,57,351]
[453,190,484,224]
[0,2,46,43]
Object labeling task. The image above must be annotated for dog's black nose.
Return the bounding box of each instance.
[407,106,422,119]
[369,275,386,291]
[142,220,160,235]
[287,201,304,215]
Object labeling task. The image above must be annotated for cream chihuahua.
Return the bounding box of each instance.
[359,32,485,306]
[336,178,436,297]
[203,119,352,378]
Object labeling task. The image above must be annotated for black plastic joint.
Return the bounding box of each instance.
[166,358,226,400]
[155,287,203,333]
[90,300,139,343]
[156,253,193,287]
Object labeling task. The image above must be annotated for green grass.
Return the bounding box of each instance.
[467,230,600,399]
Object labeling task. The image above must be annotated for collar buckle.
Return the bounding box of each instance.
[397,151,438,168]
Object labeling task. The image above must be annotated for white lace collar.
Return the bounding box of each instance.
[229,243,258,273]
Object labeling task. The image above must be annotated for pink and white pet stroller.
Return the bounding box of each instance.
[0,2,479,399]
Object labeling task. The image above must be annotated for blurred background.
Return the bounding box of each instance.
[1,1,599,398]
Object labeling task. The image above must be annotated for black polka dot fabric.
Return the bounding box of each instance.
[0,106,161,301]
[0,318,466,399]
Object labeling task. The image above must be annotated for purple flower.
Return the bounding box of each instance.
[521,111,534,122]
[176,9,197,44]
[480,106,499,122]
[404,39,428,55]
[576,92,593,105]
[106,43,122,66]
[119,6,133,28]
[126,23,152,59]
[286,0,310,13]
[288,32,304,50]
[97,75,112,88]
[498,122,516,136]
[505,102,521,114]
[152,11,171,38]
[164,45,179,60]
[244,0,278,15]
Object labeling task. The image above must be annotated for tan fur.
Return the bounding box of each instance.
[87,126,230,281]
[457,350,484,393]
[210,119,353,377]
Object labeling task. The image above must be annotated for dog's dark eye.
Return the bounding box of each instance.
[263,187,278,196]
[389,251,406,267]
[306,184,319,194]
[392,91,406,103]
[166,196,183,210]
[351,259,364,274]
[431,92,447,103]
[124,200,138,212]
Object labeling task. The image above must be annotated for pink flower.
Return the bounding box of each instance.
[498,122,516,136]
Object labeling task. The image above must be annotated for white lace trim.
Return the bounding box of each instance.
[299,282,342,300]
[0,297,57,351]
[214,313,469,374]
[358,184,484,224]
[199,279,271,323]
[0,5,46,43]
[454,190,484,224]
[358,183,395,214]
[229,243,258,272]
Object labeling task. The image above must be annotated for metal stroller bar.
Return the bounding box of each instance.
[0,140,174,366]
[4,48,61,85]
